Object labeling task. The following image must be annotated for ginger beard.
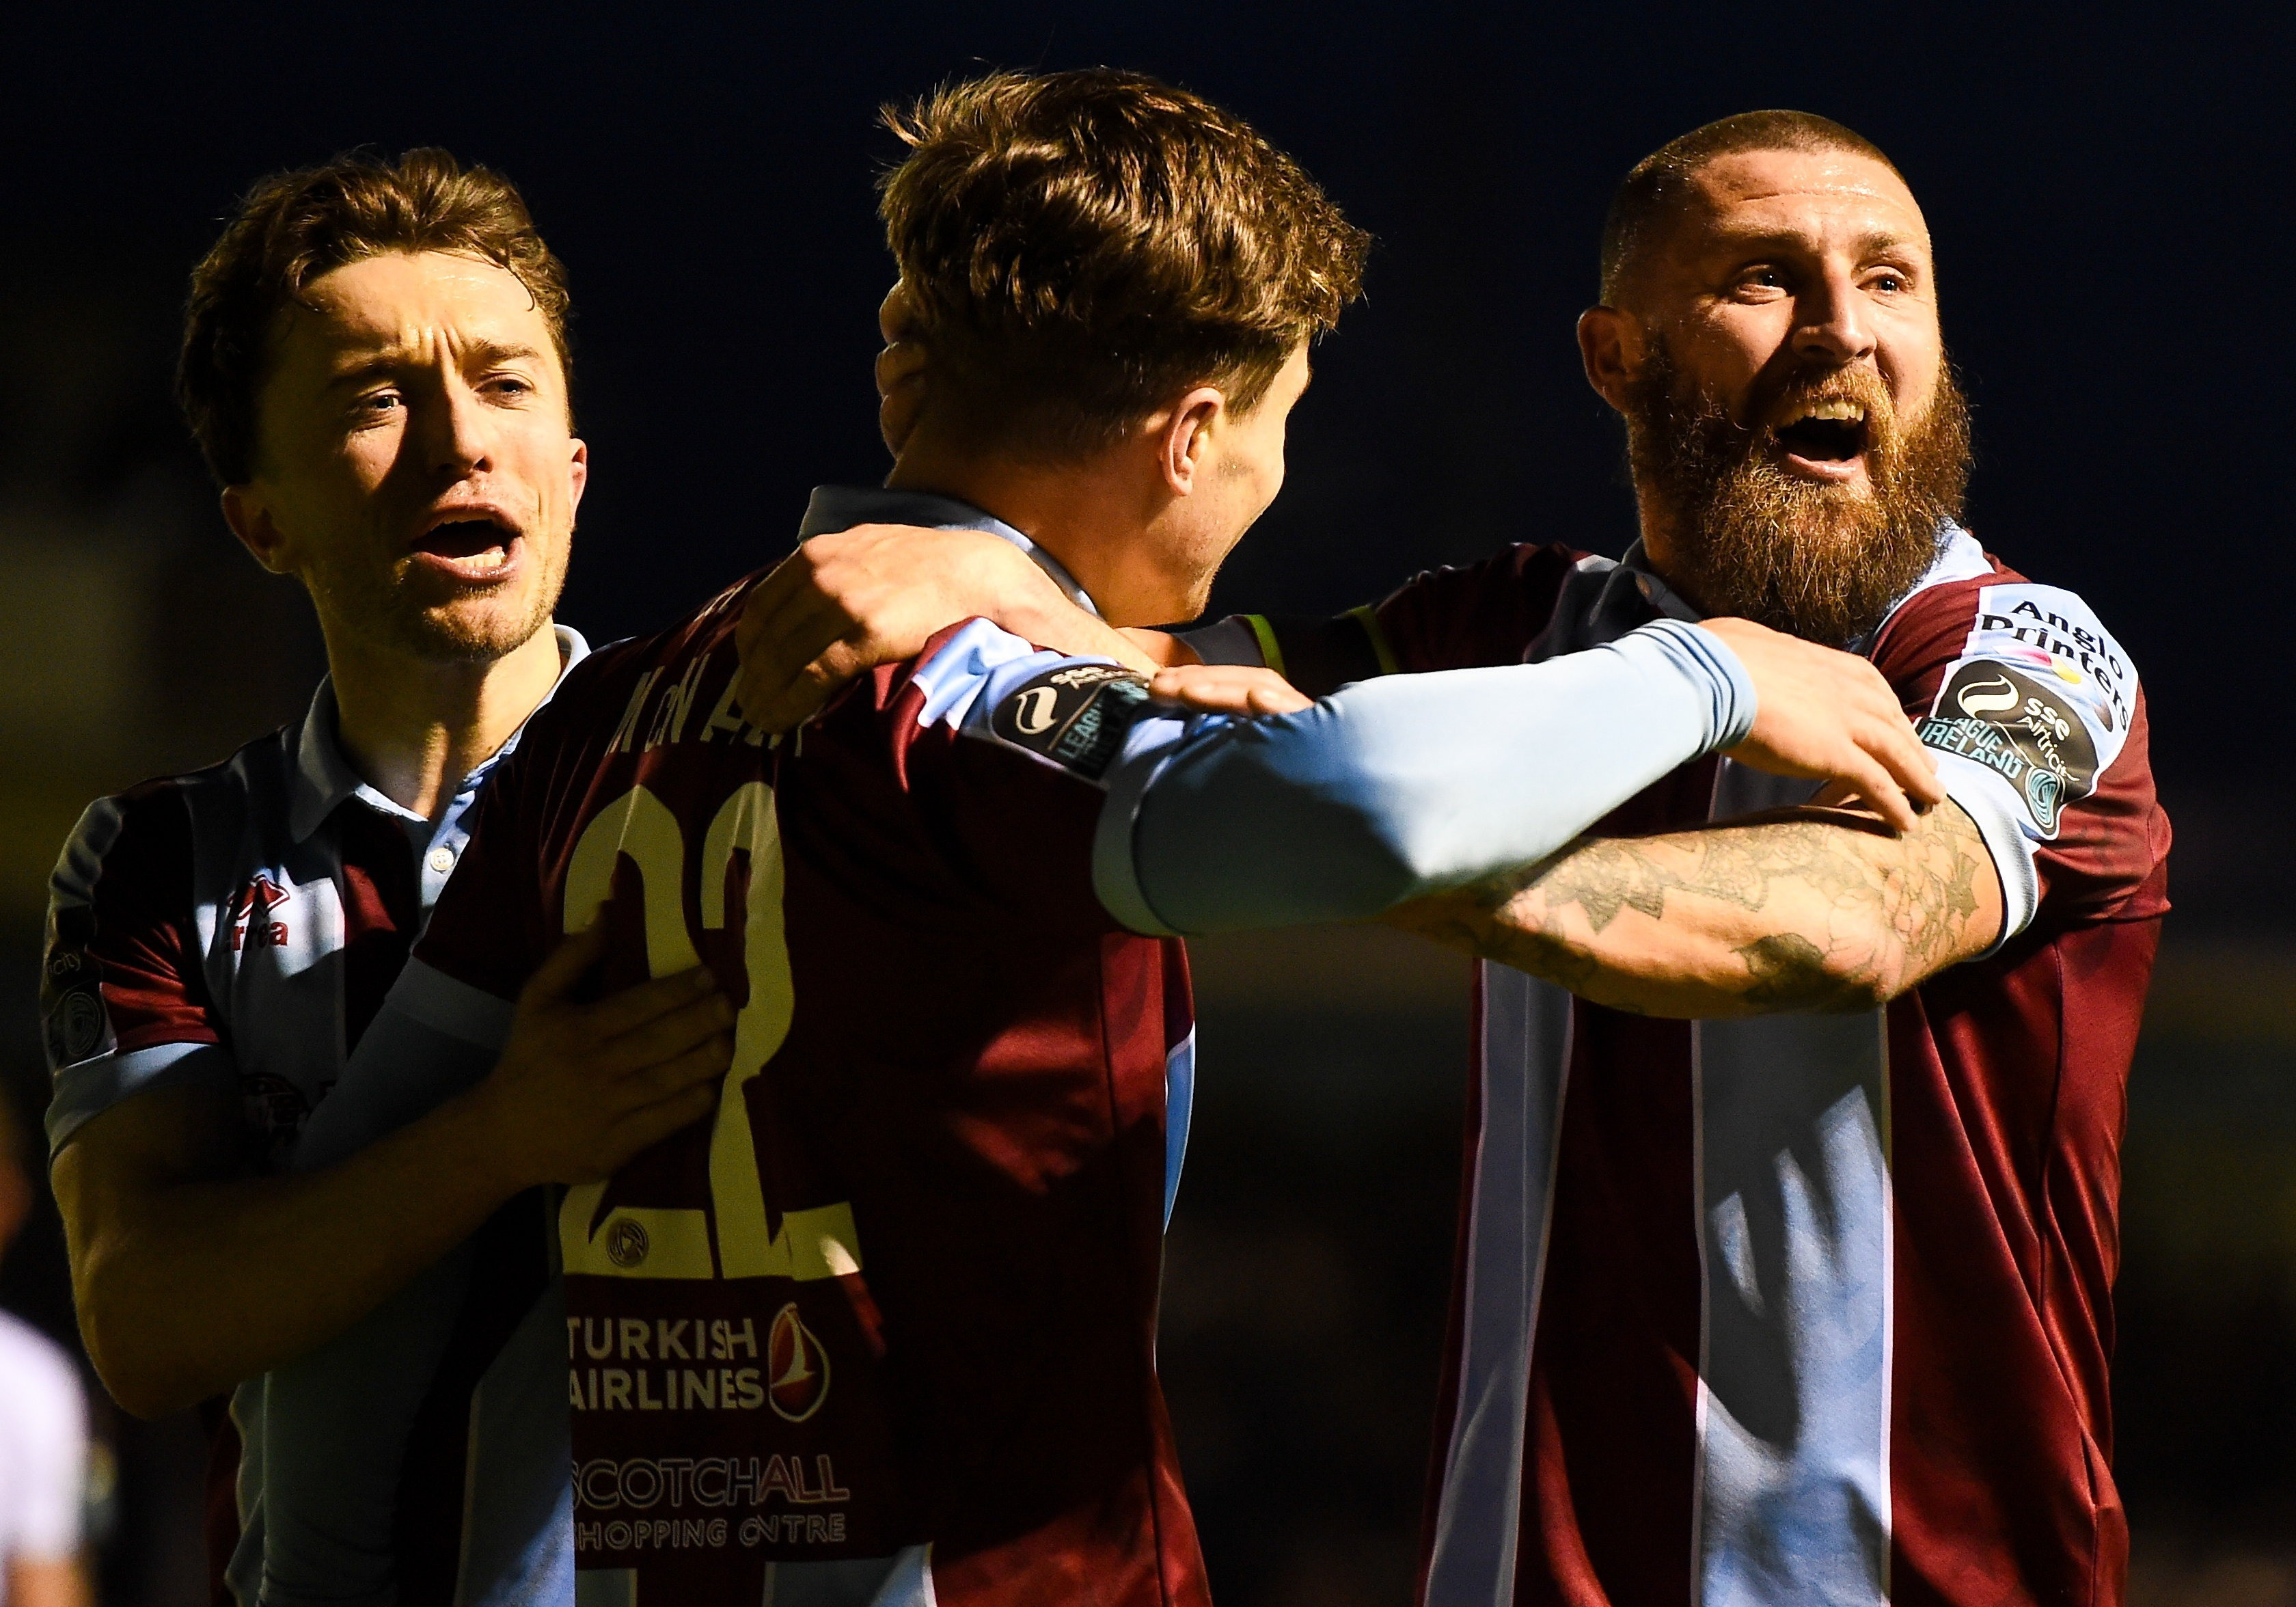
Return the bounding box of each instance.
[1624,346,1971,646]
[305,513,568,666]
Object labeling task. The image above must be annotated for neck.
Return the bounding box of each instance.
[321,621,562,821]
[887,428,1171,627]
[1631,484,1712,612]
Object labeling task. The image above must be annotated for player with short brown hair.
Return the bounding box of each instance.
[44,148,732,1606]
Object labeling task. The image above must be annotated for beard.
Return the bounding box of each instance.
[1624,346,1971,645]
[306,541,566,666]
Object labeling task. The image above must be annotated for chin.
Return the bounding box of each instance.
[398,595,555,664]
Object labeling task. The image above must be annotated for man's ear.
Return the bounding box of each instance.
[568,437,590,518]
[1157,386,1225,496]
[1577,306,1641,415]
[221,485,295,576]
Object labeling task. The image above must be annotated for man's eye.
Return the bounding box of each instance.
[1738,267,1788,293]
[354,391,402,418]
[1868,271,1909,294]
[484,375,535,399]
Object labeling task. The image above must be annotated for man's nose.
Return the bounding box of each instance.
[1791,265,1876,366]
[420,377,496,477]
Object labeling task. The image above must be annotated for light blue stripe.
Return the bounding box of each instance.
[47,1040,232,1154]
[1422,964,1572,1607]
[393,958,517,1049]
[909,619,1061,731]
[456,1274,573,1606]
[1162,1029,1195,1228]
[1693,1010,1892,1607]
[1692,761,1892,1607]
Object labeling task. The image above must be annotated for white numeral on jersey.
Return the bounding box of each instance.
[556,783,858,1283]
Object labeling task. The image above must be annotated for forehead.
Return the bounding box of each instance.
[279,250,552,359]
[1678,147,1929,259]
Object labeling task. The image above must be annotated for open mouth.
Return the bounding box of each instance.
[1771,397,1871,475]
[411,513,521,581]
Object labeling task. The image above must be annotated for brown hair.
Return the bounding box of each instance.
[879,69,1369,460]
[178,147,573,485]
[1600,111,1902,302]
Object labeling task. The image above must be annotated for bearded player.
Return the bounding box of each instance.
[251,79,1945,1607]
[747,112,2170,1606]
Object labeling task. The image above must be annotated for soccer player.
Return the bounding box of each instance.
[40,151,738,1605]
[256,75,1939,1607]
[747,113,2171,1606]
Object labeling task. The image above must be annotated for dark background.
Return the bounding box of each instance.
[0,3,2290,1602]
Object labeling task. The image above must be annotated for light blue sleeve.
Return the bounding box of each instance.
[1093,619,1755,935]
[260,962,567,1607]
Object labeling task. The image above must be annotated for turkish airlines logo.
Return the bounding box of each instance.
[767,1302,830,1422]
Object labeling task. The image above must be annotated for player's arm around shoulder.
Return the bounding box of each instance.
[1387,576,2147,1016]
[1385,795,2004,1017]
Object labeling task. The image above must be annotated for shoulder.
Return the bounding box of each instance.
[1382,540,1591,603]
[507,585,767,773]
[1879,553,2139,737]
[1885,544,2165,915]
[830,619,1156,788]
[1373,541,1593,671]
[1879,554,2142,785]
[49,720,305,921]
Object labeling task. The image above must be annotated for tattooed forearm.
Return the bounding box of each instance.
[1384,800,2004,1018]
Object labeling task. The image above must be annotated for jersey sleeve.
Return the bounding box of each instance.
[862,621,1169,932]
[1876,576,2170,941]
[1181,541,1589,697]
[1102,621,1755,934]
[41,785,234,1153]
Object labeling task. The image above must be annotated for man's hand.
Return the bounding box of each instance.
[1147,663,1313,717]
[469,915,734,1190]
[1695,617,1942,832]
[733,524,1149,733]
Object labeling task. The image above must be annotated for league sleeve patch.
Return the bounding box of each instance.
[986,664,1154,783]
[39,907,112,1069]
[1917,659,2101,837]
[1961,582,2136,740]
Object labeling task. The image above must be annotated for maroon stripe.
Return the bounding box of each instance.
[331,809,421,1057]
[391,1191,553,1607]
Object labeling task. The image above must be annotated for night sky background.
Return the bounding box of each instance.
[1,5,2291,1602]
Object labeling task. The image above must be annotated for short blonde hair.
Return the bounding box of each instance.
[879,69,1369,459]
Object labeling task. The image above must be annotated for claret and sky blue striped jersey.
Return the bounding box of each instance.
[38,629,588,1607]
[1221,524,2170,1607]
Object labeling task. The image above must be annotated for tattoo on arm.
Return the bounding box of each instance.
[1390,800,2001,1016]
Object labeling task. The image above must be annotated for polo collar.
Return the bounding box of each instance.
[288,622,591,842]
[799,485,1102,619]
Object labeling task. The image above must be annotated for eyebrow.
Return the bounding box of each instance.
[323,338,550,388]
[1706,226,1928,261]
